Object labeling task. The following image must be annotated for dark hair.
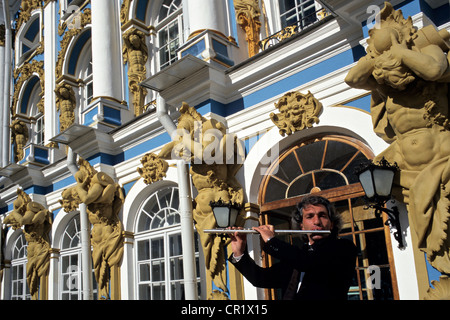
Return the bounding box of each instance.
[291,195,342,238]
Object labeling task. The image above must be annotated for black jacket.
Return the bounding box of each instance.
[229,236,357,300]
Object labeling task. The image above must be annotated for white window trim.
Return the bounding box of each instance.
[16,12,42,66]
[155,7,184,70]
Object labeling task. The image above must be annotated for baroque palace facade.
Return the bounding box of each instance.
[0,0,449,300]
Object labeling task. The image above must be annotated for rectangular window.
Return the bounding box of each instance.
[158,15,183,70]
[35,116,44,145]
[11,263,30,300]
[136,232,201,300]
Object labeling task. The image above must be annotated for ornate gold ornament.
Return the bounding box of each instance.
[234,0,261,57]
[122,27,148,116]
[55,82,76,132]
[270,90,322,136]
[345,2,450,298]
[3,189,52,300]
[10,118,29,163]
[16,0,42,32]
[120,0,132,25]
[424,276,450,300]
[157,102,245,299]
[60,158,125,300]
[137,152,169,184]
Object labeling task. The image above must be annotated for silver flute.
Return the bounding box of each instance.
[203,229,331,234]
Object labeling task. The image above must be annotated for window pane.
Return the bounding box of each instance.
[169,234,182,256]
[264,176,288,202]
[274,151,302,182]
[171,281,184,300]
[139,284,151,300]
[314,170,347,190]
[287,173,313,197]
[322,141,358,171]
[151,238,164,259]
[151,260,165,282]
[170,257,184,280]
[152,283,166,300]
[137,240,150,261]
[139,263,150,281]
[296,140,325,172]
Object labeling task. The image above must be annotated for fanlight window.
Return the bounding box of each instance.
[262,135,372,204]
[137,187,180,232]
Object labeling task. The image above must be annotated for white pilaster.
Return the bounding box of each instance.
[120,231,135,299]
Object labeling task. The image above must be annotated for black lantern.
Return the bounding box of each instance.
[209,199,241,228]
[356,157,404,248]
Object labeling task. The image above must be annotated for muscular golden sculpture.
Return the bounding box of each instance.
[10,118,29,163]
[123,28,148,116]
[345,2,450,297]
[158,102,245,299]
[61,158,124,299]
[3,189,52,300]
[55,83,76,132]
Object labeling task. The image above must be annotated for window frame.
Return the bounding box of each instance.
[58,214,98,300]
[27,80,44,146]
[155,0,184,70]
[134,186,201,300]
[16,13,42,65]
[10,233,30,300]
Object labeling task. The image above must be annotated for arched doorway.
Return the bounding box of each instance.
[258,134,399,300]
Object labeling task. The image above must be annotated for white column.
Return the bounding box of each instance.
[43,1,57,145]
[2,0,11,166]
[48,249,60,300]
[90,0,123,101]
[185,0,229,37]
[0,41,5,167]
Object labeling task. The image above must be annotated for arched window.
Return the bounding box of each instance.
[17,14,41,64]
[135,186,201,300]
[259,134,398,300]
[10,233,30,300]
[74,35,93,111]
[261,135,371,203]
[27,78,44,145]
[157,0,183,69]
[59,214,98,300]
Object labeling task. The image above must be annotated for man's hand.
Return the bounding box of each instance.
[252,224,275,243]
[229,227,247,257]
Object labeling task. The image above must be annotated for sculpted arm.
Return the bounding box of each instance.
[390,34,449,81]
[75,183,103,205]
[345,56,378,90]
